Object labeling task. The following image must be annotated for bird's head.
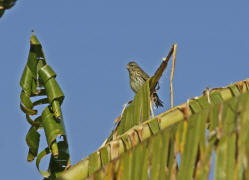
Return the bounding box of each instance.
[126,61,138,72]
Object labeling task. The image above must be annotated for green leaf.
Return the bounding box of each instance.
[0,0,17,18]
[26,126,40,161]
[59,79,249,180]
[20,32,70,178]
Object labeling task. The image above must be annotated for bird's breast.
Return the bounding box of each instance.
[129,72,145,93]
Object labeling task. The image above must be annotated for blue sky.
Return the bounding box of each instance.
[1,1,249,179]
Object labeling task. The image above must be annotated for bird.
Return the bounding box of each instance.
[126,61,163,108]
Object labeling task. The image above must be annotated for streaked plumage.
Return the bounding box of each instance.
[126,61,163,108]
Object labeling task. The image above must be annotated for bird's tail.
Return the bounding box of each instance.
[152,92,163,108]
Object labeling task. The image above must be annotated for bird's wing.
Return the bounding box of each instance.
[139,67,150,81]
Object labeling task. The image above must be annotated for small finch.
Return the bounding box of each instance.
[126,61,163,108]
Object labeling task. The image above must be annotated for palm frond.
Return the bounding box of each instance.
[58,79,249,180]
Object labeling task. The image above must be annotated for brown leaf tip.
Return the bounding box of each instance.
[236,81,244,92]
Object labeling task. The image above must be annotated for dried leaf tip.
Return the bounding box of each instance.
[203,87,211,104]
